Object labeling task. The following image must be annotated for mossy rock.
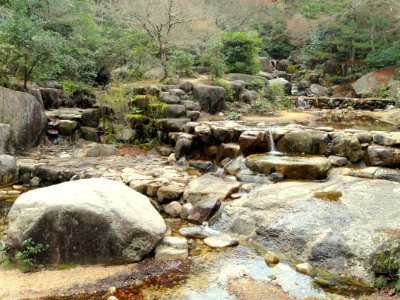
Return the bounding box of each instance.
[147,103,167,118]
[370,237,400,275]
[125,114,150,129]
[131,95,150,110]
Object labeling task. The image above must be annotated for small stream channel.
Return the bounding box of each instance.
[1,113,393,299]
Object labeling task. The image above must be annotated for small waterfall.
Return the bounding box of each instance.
[297,96,310,110]
[268,127,280,155]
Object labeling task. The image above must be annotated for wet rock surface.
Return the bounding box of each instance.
[245,154,332,180]
[217,168,400,280]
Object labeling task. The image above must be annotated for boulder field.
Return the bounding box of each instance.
[6,178,166,265]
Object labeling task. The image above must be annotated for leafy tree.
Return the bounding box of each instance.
[98,0,200,80]
[222,31,262,74]
[0,0,66,89]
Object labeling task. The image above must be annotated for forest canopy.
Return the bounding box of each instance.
[0,0,398,88]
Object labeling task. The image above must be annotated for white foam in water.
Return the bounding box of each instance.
[268,127,281,155]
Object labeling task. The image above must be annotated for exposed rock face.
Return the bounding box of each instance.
[193,85,226,114]
[245,155,332,180]
[352,67,397,97]
[183,174,241,204]
[0,155,18,187]
[6,178,166,265]
[218,170,400,280]
[0,87,47,153]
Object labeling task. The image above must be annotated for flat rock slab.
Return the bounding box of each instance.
[183,174,241,204]
[179,225,221,239]
[245,154,332,180]
[219,169,400,280]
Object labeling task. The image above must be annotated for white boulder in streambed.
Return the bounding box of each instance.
[6,178,166,265]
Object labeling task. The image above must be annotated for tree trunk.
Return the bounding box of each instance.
[160,43,168,80]
[23,74,28,91]
[349,39,356,63]
[370,25,375,51]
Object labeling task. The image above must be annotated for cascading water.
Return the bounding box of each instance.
[268,127,281,155]
[297,96,310,110]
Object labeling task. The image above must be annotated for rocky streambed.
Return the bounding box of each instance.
[0,119,399,299]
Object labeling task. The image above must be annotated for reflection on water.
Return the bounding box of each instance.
[138,245,326,300]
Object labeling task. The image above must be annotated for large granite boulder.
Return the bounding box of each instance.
[352,67,397,97]
[0,87,47,153]
[245,154,332,180]
[218,170,400,280]
[193,85,226,114]
[6,178,166,265]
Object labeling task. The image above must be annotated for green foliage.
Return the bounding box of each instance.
[376,84,390,99]
[99,85,130,119]
[299,0,347,19]
[265,83,294,110]
[365,42,400,69]
[201,40,227,80]
[224,111,241,121]
[249,98,273,115]
[0,0,67,87]
[147,103,167,119]
[60,80,94,97]
[213,79,234,101]
[168,48,197,77]
[222,31,262,75]
[248,79,265,91]
[15,238,43,272]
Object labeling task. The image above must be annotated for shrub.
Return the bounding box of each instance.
[222,31,262,75]
[376,84,390,99]
[168,49,197,77]
[365,42,400,69]
[15,238,43,273]
[213,79,234,101]
[203,43,227,80]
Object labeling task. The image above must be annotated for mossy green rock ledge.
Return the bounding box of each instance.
[245,154,332,180]
[369,237,400,275]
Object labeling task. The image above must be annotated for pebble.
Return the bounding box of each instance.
[264,251,280,266]
[295,262,313,275]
